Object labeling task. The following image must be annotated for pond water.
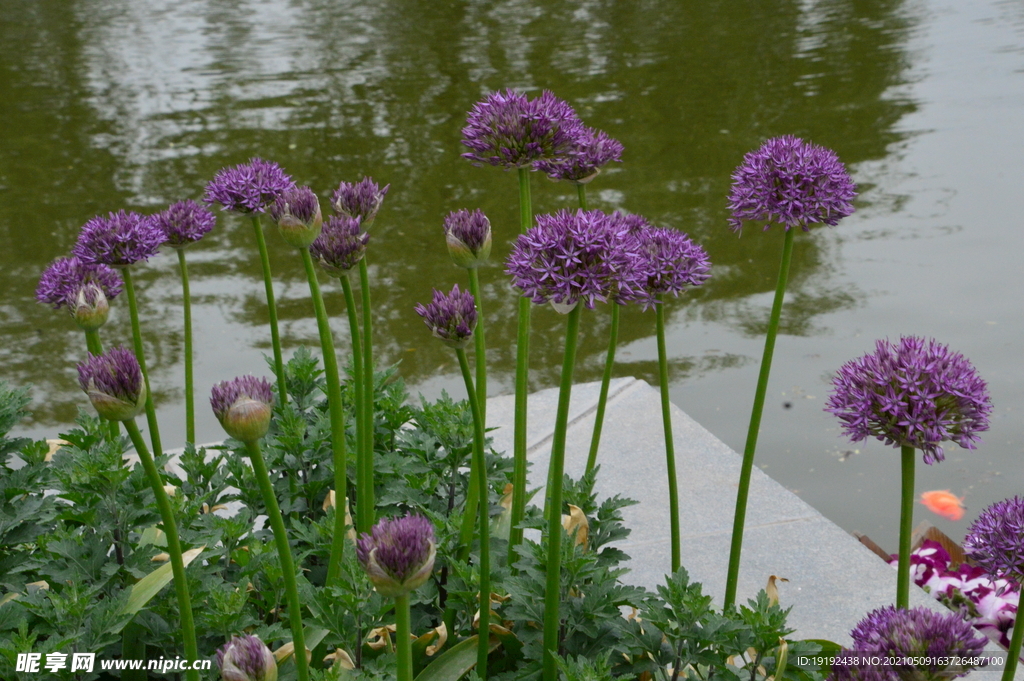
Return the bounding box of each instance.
[2,0,1021,551]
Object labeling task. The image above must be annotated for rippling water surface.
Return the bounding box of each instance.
[2,0,1022,549]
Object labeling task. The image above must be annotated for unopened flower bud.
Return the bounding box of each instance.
[443,209,491,269]
[331,177,389,226]
[74,283,111,330]
[217,635,277,681]
[357,515,436,598]
[37,256,122,331]
[414,285,477,350]
[270,186,322,249]
[210,376,274,443]
[77,347,147,422]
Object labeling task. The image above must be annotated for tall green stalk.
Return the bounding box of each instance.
[300,250,348,586]
[456,348,491,677]
[121,268,162,457]
[358,258,375,528]
[724,226,796,609]
[655,297,681,572]
[542,304,583,681]
[896,445,915,609]
[122,420,199,681]
[175,249,196,443]
[467,267,487,426]
[250,215,288,406]
[395,593,413,681]
[509,167,533,568]
[585,304,618,472]
[1001,603,1024,681]
[340,275,369,534]
[576,183,588,211]
[244,439,309,681]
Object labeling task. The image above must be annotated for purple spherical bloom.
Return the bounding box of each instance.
[203,158,295,215]
[634,226,711,309]
[152,199,216,248]
[461,89,586,169]
[310,216,370,276]
[331,177,389,225]
[505,209,648,310]
[36,256,122,330]
[825,337,992,464]
[270,186,323,249]
[728,135,856,234]
[964,496,1024,582]
[77,346,146,422]
[356,514,436,598]
[216,635,277,681]
[414,284,477,349]
[72,210,164,267]
[534,126,624,184]
[210,376,274,443]
[444,209,492,268]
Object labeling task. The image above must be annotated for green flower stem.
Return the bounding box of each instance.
[1001,600,1024,681]
[456,347,491,678]
[244,438,309,681]
[576,183,588,211]
[467,267,487,426]
[358,258,375,528]
[176,249,196,444]
[250,216,288,406]
[340,274,369,534]
[585,303,619,473]
[897,445,916,609]
[395,593,413,681]
[655,297,681,572]
[122,419,199,681]
[509,166,533,568]
[724,226,796,609]
[542,303,583,681]
[121,268,163,458]
[300,249,348,586]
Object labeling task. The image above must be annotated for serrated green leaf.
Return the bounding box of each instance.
[123,546,204,615]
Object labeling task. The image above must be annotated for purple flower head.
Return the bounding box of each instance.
[72,210,164,268]
[77,346,146,421]
[331,177,389,226]
[36,256,122,330]
[310,216,370,276]
[210,376,274,443]
[728,135,856,234]
[203,158,295,215]
[152,199,216,248]
[825,337,992,464]
[634,226,711,309]
[356,514,436,598]
[270,186,323,249]
[414,284,477,349]
[505,209,649,311]
[461,89,586,169]
[534,126,624,183]
[964,496,1024,582]
[614,212,653,235]
[444,209,492,268]
[849,606,987,680]
[216,635,277,681]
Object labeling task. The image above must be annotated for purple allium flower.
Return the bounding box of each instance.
[216,635,277,681]
[534,126,624,184]
[331,177,389,226]
[964,496,1024,582]
[203,158,295,215]
[414,285,477,349]
[727,135,856,234]
[356,514,436,598]
[310,216,370,276]
[443,209,492,268]
[72,210,164,267]
[505,209,648,310]
[36,256,122,330]
[77,346,146,421]
[634,226,711,309]
[825,337,992,464]
[152,199,216,248]
[269,186,323,249]
[461,89,586,169]
[210,376,274,443]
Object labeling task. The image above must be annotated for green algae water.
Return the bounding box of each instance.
[2,0,1022,551]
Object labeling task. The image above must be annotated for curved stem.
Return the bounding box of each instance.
[122,268,162,458]
[1001,597,1024,681]
[897,445,916,609]
[244,439,309,681]
[576,183,588,211]
[250,216,288,406]
[123,420,198,681]
[542,304,583,681]
[467,267,487,427]
[395,593,413,681]
[656,298,681,572]
[176,249,196,444]
[724,226,795,609]
[509,167,533,569]
[586,304,619,473]
[340,275,368,534]
[358,258,375,528]
[300,250,348,586]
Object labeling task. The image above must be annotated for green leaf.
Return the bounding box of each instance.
[414,635,500,681]
[123,546,204,616]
